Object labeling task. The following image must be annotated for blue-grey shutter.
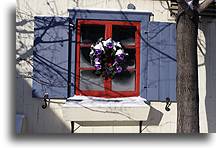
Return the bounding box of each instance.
[147,22,176,101]
[32,17,69,98]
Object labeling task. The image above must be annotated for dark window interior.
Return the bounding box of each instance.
[124,48,136,69]
[112,25,136,46]
[80,24,105,44]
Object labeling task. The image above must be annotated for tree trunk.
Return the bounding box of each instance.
[176,4,200,133]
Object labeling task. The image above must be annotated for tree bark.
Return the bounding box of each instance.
[176,1,200,133]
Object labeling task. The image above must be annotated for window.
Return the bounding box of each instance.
[32,11,176,101]
[76,20,140,97]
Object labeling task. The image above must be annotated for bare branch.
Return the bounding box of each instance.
[198,0,214,13]
[176,0,196,17]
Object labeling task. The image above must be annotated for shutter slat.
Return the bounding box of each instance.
[32,17,69,99]
[147,22,176,101]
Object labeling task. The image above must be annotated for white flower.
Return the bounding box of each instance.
[115,42,122,48]
[93,42,104,51]
[115,49,124,56]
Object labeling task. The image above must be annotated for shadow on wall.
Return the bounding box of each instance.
[16,68,71,134]
[15,7,71,134]
[200,17,216,133]
[76,107,163,128]
[204,19,216,133]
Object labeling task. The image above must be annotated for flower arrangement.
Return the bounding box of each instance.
[89,38,128,79]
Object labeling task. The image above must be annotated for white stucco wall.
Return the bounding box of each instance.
[16,0,216,133]
[198,18,216,133]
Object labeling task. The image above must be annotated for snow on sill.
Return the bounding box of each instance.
[64,95,150,107]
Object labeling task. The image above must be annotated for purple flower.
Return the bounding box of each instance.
[94,57,100,63]
[106,42,113,49]
[95,64,102,70]
[115,66,122,73]
[95,49,103,56]
[117,54,125,61]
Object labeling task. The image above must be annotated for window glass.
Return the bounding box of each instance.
[80,24,105,44]
[112,71,135,91]
[112,25,136,46]
[80,47,93,68]
[79,70,104,90]
[124,48,136,69]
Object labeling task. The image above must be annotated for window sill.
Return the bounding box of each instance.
[62,96,150,121]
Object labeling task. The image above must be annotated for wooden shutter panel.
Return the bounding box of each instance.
[32,17,69,98]
[147,22,176,101]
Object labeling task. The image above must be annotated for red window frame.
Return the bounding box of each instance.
[75,20,140,98]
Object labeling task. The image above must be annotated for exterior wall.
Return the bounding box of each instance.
[16,0,216,133]
[198,18,216,133]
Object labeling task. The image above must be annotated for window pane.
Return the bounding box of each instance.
[112,71,135,91]
[125,48,136,69]
[112,25,136,46]
[80,47,93,68]
[80,24,105,44]
[79,70,104,91]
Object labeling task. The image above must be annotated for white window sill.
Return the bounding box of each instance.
[62,95,151,121]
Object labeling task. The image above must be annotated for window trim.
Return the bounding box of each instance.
[75,19,140,98]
